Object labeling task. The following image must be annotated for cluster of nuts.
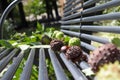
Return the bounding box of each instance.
[51,31,120,67]
[88,43,120,72]
[50,31,120,79]
[50,31,87,63]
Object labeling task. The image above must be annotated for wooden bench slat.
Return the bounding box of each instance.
[63,0,120,20]
[48,49,68,80]
[62,25,120,34]
[83,0,120,15]
[61,29,109,44]
[60,53,88,80]
[64,0,100,16]
[61,25,80,30]
[81,33,109,44]
[1,51,24,80]
[0,48,12,60]
[79,61,90,70]
[82,25,120,34]
[61,30,80,37]
[39,48,49,80]
[0,49,19,73]
[81,42,96,51]
[61,12,120,24]
[20,49,35,80]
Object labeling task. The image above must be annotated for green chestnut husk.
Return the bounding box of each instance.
[52,30,59,38]
[68,37,80,46]
[41,34,52,45]
[55,31,64,40]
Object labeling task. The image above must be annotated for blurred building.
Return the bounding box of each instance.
[58,0,66,17]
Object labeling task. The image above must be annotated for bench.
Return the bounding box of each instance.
[0,0,120,80]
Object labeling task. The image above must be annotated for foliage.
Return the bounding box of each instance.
[30,65,38,80]
[24,0,46,19]
[46,59,56,80]
[0,40,13,48]
[36,22,44,32]
[111,38,120,48]
[13,58,25,80]
[0,22,55,48]
[2,20,16,39]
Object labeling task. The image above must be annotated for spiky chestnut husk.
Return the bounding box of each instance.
[68,37,80,46]
[96,61,120,80]
[88,43,120,72]
[50,39,64,52]
[52,30,59,38]
[55,32,64,40]
[41,35,52,44]
[63,36,70,45]
[65,46,87,62]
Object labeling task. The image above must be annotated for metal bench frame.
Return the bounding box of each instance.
[0,0,120,80]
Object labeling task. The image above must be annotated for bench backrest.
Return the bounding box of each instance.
[61,0,120,54]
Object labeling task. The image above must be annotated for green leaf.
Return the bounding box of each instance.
[30,36,37,42]
[31,65,38,80]
[45,27,55,33]
[37,22,44,32]
[13,59,26,80]
[8,40,18,47]
[64,36,70,45]
[0,40,13,48]
[29,42,41,46]
[111,38,120,47]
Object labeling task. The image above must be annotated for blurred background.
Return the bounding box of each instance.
[0,0,66,39]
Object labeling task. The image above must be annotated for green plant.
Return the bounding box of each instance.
[3,20,16,39]
[36,22,44,33]
[6,23,56,47]
[0,40,13,48]
[111,37,120,48]
[24,0,46,20]
[13,58,25,80]
[46,59,56,80]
